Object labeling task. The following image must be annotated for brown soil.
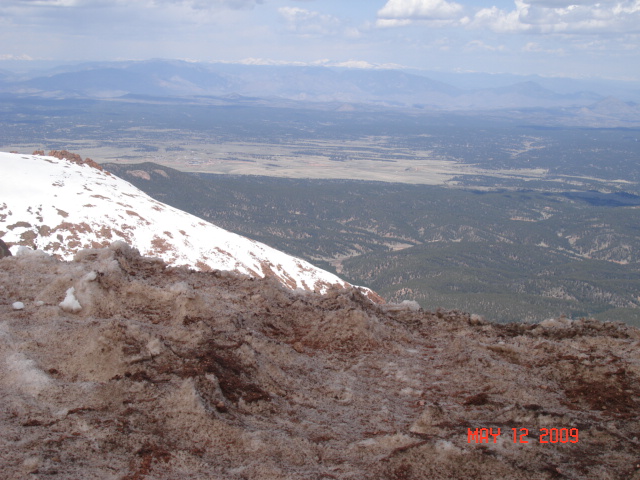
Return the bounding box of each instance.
[0,243,639,479]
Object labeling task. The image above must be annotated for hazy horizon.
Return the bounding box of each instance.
[0,0,638,81]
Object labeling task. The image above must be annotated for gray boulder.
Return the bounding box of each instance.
[0,239,11,258]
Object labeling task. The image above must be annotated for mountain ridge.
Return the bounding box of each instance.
[0,59,625,111]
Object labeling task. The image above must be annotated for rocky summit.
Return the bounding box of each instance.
[1,243,639,479]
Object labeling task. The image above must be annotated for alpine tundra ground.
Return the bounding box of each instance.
[1,243,639,479]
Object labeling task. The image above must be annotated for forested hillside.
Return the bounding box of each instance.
[105,162,640,325]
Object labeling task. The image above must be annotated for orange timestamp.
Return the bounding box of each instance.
[468,427,579,444]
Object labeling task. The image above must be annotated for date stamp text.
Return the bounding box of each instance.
[468,428,579,444]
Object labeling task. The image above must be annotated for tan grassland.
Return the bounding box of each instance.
[2,136,549,185]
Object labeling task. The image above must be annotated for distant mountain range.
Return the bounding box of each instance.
[0,151,378,298]
[1,59,638,113]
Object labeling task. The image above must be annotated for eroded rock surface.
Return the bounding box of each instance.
[1,244,639,479]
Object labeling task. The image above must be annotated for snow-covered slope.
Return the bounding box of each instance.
[0,151,377,297]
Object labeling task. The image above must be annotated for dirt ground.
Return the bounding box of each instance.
[1,243,639,479]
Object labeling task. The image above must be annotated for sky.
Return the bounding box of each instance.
[0,0,639,80]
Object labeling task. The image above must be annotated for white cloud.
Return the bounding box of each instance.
[376,0,640,35]
[378,0,465,21]
[167,0,264,10]
[472,0,640,34]
[375,18,414,28]
[525,0,617,7]
[278,6,342,35]
[472,2,531,33]
[6,0,264,10]
[13,0,81,5]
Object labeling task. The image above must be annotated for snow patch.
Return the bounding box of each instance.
[59,287,82,313]
[15,246,48,257]
[83,271,97,282]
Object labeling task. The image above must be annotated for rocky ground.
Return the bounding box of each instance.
[1,243,639,479]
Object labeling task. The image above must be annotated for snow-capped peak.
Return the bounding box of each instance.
[0,151,380,299]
